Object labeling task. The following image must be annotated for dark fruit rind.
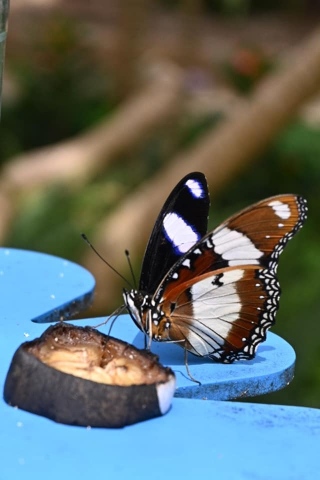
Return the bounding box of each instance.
[3,323,176,428]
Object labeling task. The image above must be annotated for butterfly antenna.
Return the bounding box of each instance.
[81,233,132,287]
[125,249,137,289]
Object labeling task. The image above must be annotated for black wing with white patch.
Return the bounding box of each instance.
[139,172,209,294]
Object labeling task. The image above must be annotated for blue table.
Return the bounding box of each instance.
[1,248,319,479]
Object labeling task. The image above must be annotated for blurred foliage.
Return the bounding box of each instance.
[0,16,115,162]
[163,0,311,15]
[223,46,274,93]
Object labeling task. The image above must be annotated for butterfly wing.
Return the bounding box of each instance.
[155,194,307,300]
[160,265,279,361]
[152,194,307,360]
[212,194,308,272]
[139,172,210,294]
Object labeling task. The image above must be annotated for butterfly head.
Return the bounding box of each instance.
[123,289,171,341]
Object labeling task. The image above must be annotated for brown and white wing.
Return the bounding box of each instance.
[161,266,280,362]
[155,194,307,304]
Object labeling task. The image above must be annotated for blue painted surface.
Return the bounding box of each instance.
[1,248,319,479]
[1,396,320,480]
[96,315,296,400]
[0,247,95,324]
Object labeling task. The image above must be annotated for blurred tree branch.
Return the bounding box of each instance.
[2,68,183,190]
[112,0,149,99]
[83,27,320,313]
[0,66,183,240]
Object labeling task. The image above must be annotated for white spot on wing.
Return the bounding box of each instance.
[185,179,204,198]
[163,212,199,253]
[182,258,191,268]
[186,329,218,355]
[212,227,263,265]
[268,200,291,219]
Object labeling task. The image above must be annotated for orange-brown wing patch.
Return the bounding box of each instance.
[160,266,279,362]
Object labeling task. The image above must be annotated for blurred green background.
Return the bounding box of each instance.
[1,0,320,408]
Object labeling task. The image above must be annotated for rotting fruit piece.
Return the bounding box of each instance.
[30,324,170,386]
[4,323,176,428]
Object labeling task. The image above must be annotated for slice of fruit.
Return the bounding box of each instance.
[4,323,176,428]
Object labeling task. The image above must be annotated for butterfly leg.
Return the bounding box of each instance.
[145,311,154,351]
[184,349,201,385]
[141,319,152,350]
[92,305,126,331]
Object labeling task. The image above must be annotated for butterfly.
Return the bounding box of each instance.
[123,172,307,363]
